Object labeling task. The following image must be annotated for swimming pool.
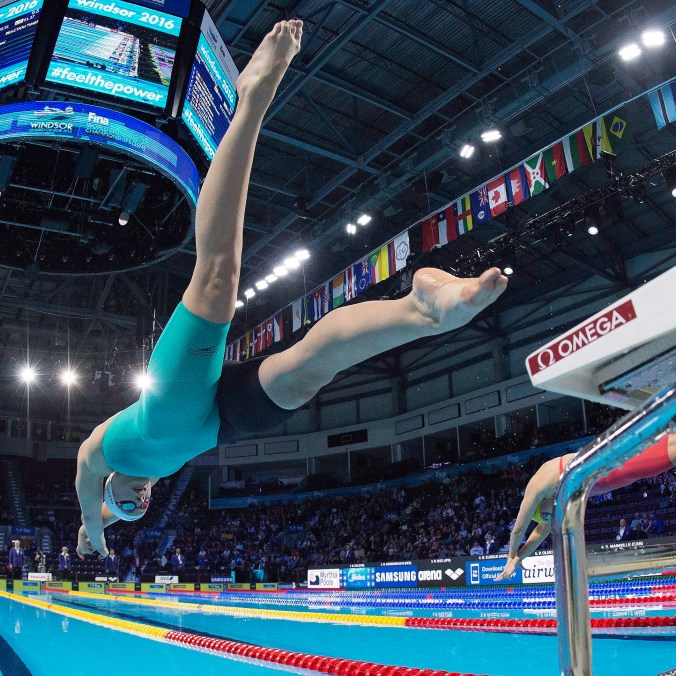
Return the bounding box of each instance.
[1,581,674,675]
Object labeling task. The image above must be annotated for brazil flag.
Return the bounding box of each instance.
[596,110,632,156]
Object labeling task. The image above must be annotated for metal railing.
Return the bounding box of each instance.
[552,385,676,676]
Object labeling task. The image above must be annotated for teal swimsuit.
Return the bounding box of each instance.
[102,302,230,477]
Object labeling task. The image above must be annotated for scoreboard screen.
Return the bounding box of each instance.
[181,10,237,160]
[0,0,44,91]
[46,0,182,108]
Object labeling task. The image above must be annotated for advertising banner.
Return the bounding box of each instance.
[211,575,234,583]
[45,581,72,591]
[10,526,36,536]
[108,582,136,591]
[141,583,166,592]
[255,583,278,591]
[227,583,250,591]
[467,559,521,585]
[28,573,52,581]
[0,579,5,591]
[200,583,223,592]
[169,583,195,591]
[416,560,466,588]
[307,568,341,589]
[0,0,43,92]
[521,554,555,584]
[13,580,40,592]
[155,575,178,583]
[81,582,105,593]
[340,567,375,589]
[373,565,418,588]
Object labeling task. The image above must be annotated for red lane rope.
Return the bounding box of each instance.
[404,616,676,631]
[163,630,487,676]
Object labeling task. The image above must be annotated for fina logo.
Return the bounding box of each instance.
[87,111,109,126]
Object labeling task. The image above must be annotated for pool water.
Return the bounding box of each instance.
[1,584,674,676]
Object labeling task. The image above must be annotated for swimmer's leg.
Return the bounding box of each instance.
[181,20,302,324]
[259,267,508,409]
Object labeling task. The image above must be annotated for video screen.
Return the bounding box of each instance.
[46,0,181,108]
[181,11,237,160]
[0,0,43,90]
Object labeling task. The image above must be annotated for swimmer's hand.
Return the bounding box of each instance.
[495,555,522,581]
[77,522,108,559]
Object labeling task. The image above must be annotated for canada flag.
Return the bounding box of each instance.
[487,176,508,217]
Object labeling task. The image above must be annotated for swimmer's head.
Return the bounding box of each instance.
[104,472,152,521]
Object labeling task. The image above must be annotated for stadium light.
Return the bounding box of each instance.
[134,373,152,390]
[641,29,665,47]
[481,129,502,143]
[460,143,475,158]
[243,288,255,299]
[503,265,514,276]
[255,279,268,290]
[20,366,36,385]
[118,211,130,226]
[587,225,599,236]
[294,249,310,261]
[346,223,357,235]
[284,256,300,269]
[265,274,278,283]
[357,214,371,226]
[235,300,244,309]
[273,265,288,277]
[618,43,641,61]
[60,369,77,386]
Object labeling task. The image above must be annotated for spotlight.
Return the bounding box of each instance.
[243,288,255,299]
[481,129,502,143]
[459,144,475,158]
[503,265,514,276]
[20,366,36,384]
[641,29,665,47]
[265,274,278,283]
[357,214,372,226]
[273,265,288,277]
[255,279,269,290]
[618,43,641,61]
[134,373,152,390]
[284,256,300,269]
[346,223,357,235]
[294,249,310,260]
[587,225,599,236]
[60,369,77,386]
[118,211,130,226]
[235,300,244,308]
[664,167,676,198]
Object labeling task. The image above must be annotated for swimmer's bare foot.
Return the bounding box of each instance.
[411,267,508,333]
[237,19,302,111]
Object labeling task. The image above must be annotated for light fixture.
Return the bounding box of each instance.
[265,274,278,283]
[357,214,372,226]
[480,129,502,143]
[459,143,475,158]
[284,256,300,269]
[235,300,244,308]
[664,167,676,198]
[255,279,269,290]
[294,248,310,261]
[60,369,77,386]
[273,265,289,276]
[346,223,357,235]
[587,225,599,236]
[243,288,255,299]
[503,265,514,276]
[135,373,152,390]
[618,43,641,61]
[118,211,130,226]
[20,366,36,384]
[641,29,665,47]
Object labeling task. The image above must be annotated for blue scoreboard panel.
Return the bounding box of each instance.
[46,0,182,108]
[181,10,237,160]
[0,0,44,90]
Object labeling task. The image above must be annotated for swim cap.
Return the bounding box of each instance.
[532,502,552,525]
[104,474,147,522]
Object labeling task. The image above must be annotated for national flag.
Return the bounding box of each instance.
[454,195,473,235]
[469,185,492,225]
[388,231,410,272]
[311,287,325,321]
[369,246,390,284]
[647,82,676,130]
[322,281,331,315]
[254,324,265,353]
[524,153,549,195]
[344,265,355,301]
[506,166,529,205]
[595,112,631,157]
[225,343,235,361]
[487,176,508,216]
[248,331,255,358]
[265,319,274,347]
[292,298,303,332]
[421,206,457,252]
[273,312,283,342]
[234,338,242,361]
[543,141,567,183]
[563,128,593,173]
[354,257,370,295]
[305,292,316,324]
[332,272,345,308]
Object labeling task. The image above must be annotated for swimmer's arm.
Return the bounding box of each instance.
[507,473,548,559]
[516,521,552,560]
